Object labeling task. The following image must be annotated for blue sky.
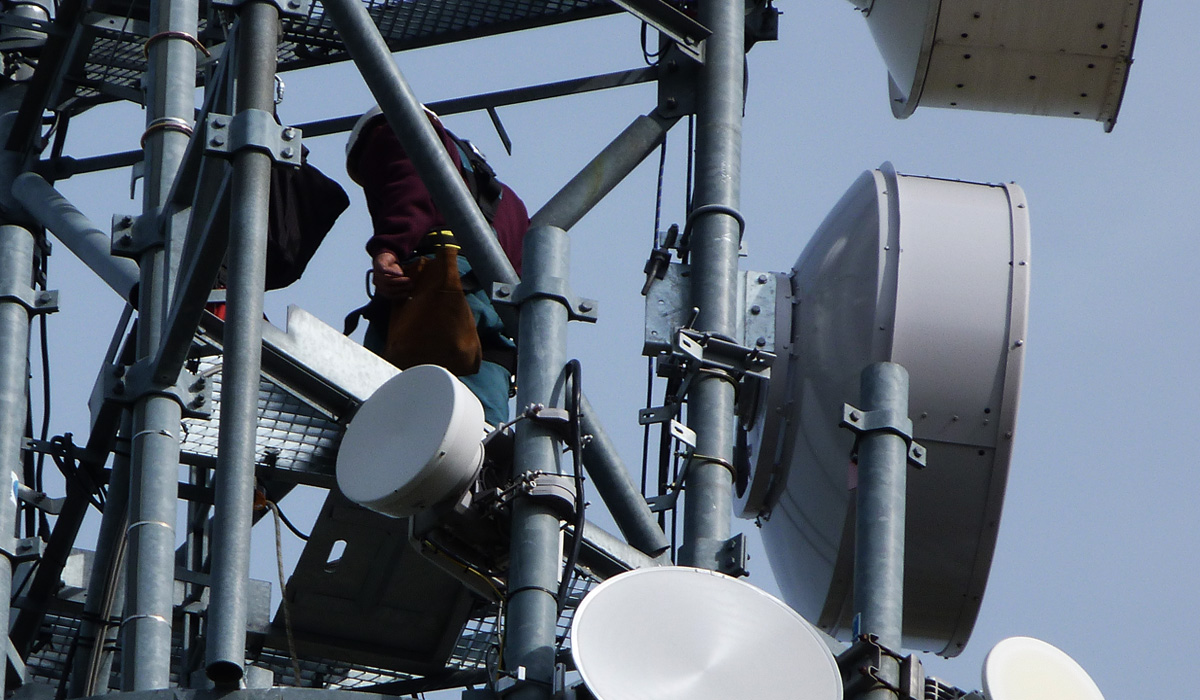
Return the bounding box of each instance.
[39,1,1198,697]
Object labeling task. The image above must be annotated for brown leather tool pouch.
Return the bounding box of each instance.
[385,245,483,376]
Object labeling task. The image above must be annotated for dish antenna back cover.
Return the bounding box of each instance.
[854,0,1143,130]
[571,567,842,700]
[739,164,1029,656]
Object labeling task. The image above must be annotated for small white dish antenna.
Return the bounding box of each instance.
[983,637,1104,700]
[336,364,486,517]
[570,566,842,700]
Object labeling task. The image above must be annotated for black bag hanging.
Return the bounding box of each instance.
[263,154,350,290]
[216,149,350,293]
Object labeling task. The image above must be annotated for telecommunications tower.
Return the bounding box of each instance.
[0,1,1142,699]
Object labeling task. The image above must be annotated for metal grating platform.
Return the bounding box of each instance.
[58,0,618,110]
[19,565,595,691]
[20,609,421,692]
[180,358,343,489]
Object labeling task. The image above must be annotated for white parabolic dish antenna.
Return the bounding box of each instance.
[739,164,1030,656]
[336,364,486,517]
[570,566,842,700]
[983,637,1105,700]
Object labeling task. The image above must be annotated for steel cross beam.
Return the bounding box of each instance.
[34,67,659,179]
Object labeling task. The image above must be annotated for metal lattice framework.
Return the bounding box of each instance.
[0,0,758,696]
[55,0,617,110]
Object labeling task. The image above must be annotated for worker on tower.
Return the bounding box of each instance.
[345,106,528,425]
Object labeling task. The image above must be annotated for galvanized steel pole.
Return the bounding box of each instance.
[205,0,279,685]
[124,0,199,687]
[679,0,744,570]
[854,362,910,700]
[0,223,35,693]
[506,225,572,700]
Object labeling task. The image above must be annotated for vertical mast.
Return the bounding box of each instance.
[679,0,744,570]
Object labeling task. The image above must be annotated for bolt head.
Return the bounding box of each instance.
[757,274,768,284]
[850,411,861,422]
[750,304,761,315]
[210,136,225,147]
[282,127,295,141]
[281,146,295,159]
[212,118,227,129]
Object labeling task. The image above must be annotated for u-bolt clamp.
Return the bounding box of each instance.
[840,403,927,468]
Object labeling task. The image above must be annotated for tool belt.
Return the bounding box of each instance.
[384,234,482,376]
[344,230,516,376]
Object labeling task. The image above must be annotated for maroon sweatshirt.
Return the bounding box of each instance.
[348,114,527,275]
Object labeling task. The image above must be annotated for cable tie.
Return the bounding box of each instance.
[143,31,211,59]
[140,117,194,149]
[682,203,746,242]
[688,452,737,478]
[131,429,174,441]
[119,613,169,628]
[506,584,557,601]
[126,520,172,533]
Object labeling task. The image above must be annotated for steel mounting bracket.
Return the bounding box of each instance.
[657,43,700,117]
[717,532,749,577]
[836,634,925,700]
[211,0,309,18]
[0,537,43,564]
[492,278,598,323]
[97,360,212,417]
[675,328,774,379]
[204,110,303,165]
[0,274,56,315]
[110,212,166,257]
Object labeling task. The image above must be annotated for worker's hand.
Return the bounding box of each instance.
[371,250,414,300]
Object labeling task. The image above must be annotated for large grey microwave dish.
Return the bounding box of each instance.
[740,164,1030,656]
